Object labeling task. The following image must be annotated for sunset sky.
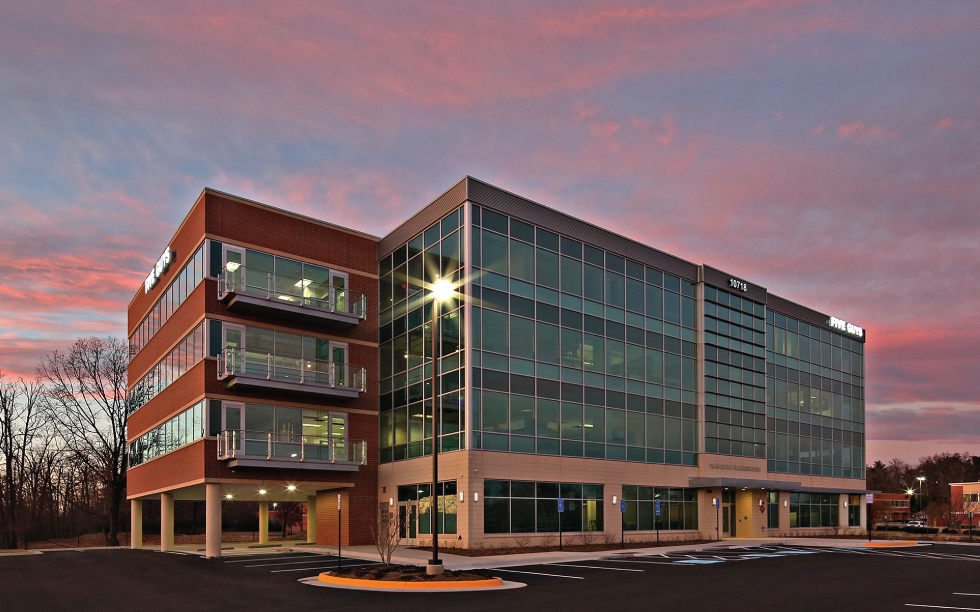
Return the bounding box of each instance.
[0,2,977,464]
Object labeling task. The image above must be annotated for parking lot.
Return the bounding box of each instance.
[5,543,980,611]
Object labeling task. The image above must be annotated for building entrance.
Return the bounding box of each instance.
[397,501,418,544]
[721,490,737,537]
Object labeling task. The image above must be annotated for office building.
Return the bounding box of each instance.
[128,177,869,554]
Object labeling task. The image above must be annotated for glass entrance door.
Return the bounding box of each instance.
[222,245,245,293]
[397,501,418,543]
[722,491,736,537]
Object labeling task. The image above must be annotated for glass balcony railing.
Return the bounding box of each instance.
[217,266,366,320]
[218,347,367,392]
[217,429,367,465]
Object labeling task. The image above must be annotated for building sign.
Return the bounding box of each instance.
[729,278,748,292]
[828,316,864,338]
[144,247,174,294]
[708,463,762,473]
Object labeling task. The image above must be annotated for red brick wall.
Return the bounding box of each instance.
[128,439,207,496]
[128,196,206,333]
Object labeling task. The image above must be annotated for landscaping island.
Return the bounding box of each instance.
[316,565,506,591]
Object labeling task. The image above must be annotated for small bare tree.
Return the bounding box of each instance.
[0,372,45,549]
[365,504,402,567]
[513,534,532,549]
[274,501,303,537]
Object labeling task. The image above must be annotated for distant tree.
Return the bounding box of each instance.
[274,501,304,537]
[36,338,137,546]
[0,373,44,549]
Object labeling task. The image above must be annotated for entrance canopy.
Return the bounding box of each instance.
[130,479,353,501]
[689,477,875,495]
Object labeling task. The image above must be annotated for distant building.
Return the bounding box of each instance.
[872,493,910,522]
[951,482,980,529]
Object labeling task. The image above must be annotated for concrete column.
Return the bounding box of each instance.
[130,499,143,550]
[205,484,222,558]
[258,501,269,545]
[160,492,174,552]
[307,495,317,544]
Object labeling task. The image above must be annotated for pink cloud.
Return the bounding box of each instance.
[656,114,677,146]
[935,117,954,129]
[811,125,824,135]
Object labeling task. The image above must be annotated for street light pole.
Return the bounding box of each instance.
[428,279,453,576]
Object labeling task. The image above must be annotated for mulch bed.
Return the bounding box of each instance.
[326,565,495,582]
[411,540,713,556]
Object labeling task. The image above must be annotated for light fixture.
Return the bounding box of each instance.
[474,492,479,503]
[433,279,453,301]
[290,453,297,458]
[389,497,394,507]
[287,485,297,492]
[225,494,233,500]
[225,262,240,272]
[906,488,915,496]
[258,489,267,495]
[612,495,618,505]
[459,492,465,503]
[294,279,312,288]
[844,500,848,508]
[784,500,788,507]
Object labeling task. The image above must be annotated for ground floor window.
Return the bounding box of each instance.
[789,492,838,528]
[484,481,603,534]
[768,492,779,529]
[396,481,457,535]
[848,494,861,526]
[621,486,697,531]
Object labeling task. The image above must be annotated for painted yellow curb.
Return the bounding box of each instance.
[318,573,503,590]
[865,541,918,547]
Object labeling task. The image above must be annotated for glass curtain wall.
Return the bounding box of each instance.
[702,285,767,458]
[378,207,465,463]
[484,480,604,534]
[621,486,698,531]
[469,206,698,466]
[766,311,865,479]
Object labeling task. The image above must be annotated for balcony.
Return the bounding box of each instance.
[217,429,367,471]
[218,347,366,400]
[217,266,366,329]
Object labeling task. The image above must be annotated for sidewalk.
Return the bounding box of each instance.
[289,537,923,571]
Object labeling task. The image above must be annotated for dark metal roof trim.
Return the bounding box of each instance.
[767,293,867,343]
[467,178,700,281]
[701,264,768,303]
[377,178,468,259]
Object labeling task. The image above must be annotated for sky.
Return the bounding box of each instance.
[0,1,977,465]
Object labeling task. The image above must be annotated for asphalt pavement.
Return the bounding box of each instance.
[4,543,980,611]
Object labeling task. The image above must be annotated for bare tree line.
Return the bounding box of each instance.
[0,337,133,549]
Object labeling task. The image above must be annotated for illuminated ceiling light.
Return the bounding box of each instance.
[287,485,297,492]
[225,494,233,499]
[294,279,312,288]
[433,279,453,301]
[302,423,320,427]
[225,262,240,272]
[278,295,295,301]
[258,489,267,495]
[290,453,298,458]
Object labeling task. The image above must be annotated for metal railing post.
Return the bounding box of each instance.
[301,436,305,461]
[267,272,272,299]
[267,432,272,459]
[267,353,272,379]
[232,430,237,458]
[329,286,336,312]
[300,358,305,384]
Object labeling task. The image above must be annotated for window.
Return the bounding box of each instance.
[129,400,206,466]
[130,243,206,356]
[848,495,861,527]
[483,480,603,534]
[789,493,839,528]
[621,486,698,531]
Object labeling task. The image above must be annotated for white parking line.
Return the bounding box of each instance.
[492,568,584,579]
[546,563,643,572]
[602,559,694,566]
[271,562,379,573]
[225,555,321,563]
[246,558,335,568]
[906,605,980,610]
[955,594,980,597]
